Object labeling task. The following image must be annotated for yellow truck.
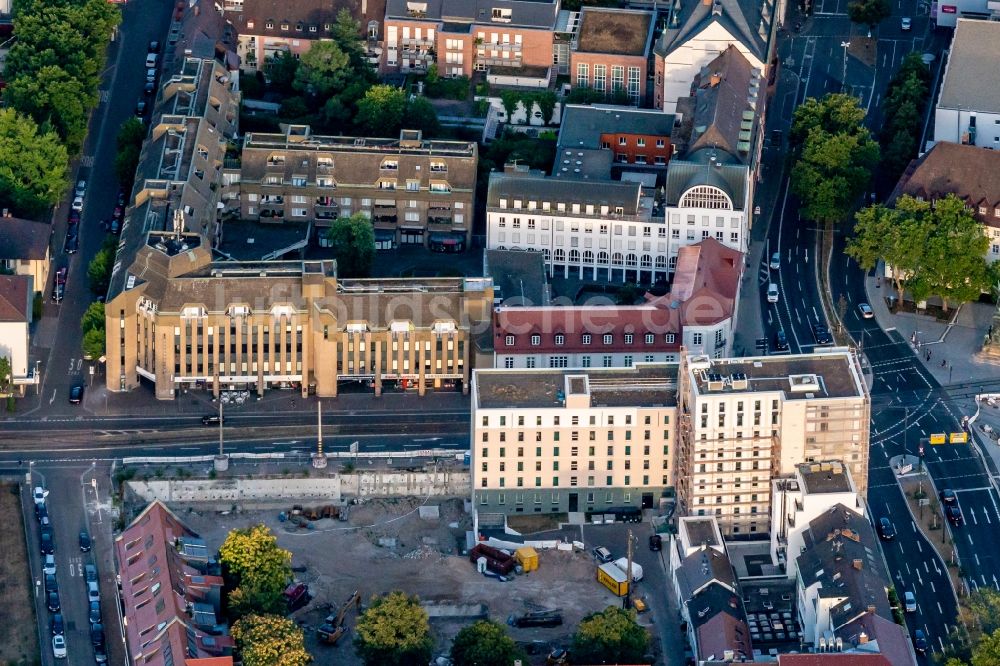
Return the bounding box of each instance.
[596,562,629,597]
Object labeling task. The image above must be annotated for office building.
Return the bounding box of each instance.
[569,7,655,106]
[934,20,1000,146]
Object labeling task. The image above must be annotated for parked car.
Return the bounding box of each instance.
[946,504,963,526]
[33,486,47,505]
[901,16,912,30]
[87,580,101,603]
[109,217,121,235]
[769,252,780,270]
[52,634,67,659]
[68,209,80,225]
[85,563,97,582]
[201,414,223,425]
[767,283,780,303]
[904,591,917,612]
[877,517,895,540]
[649,534,662,551]
[148,40,160,52]
[117,187,127,205]
[858,303,874,319]
[145,52,158,68]
[592,546,613,563]
[71,195,84,212]
[914,629,928,654]
[63,228,79,254]
[43,553,56,576]
[50,613,64,635]
[51,281,65,303]
[41,531,55,554]
[79,530,92,552]
[146,68,157,83]
[69,384,84,405]
[94,645,108,664]
[47,590,60,612]
[45,573,59,594]
[135,100,147,117]
[36,503,48,522]
[90,623,105,649]
[89,600,102,625]
[940,488,957,504]
[54,267,67,285]
[774,329,789,352]
[143,81,156,96]
[74,180,86,198]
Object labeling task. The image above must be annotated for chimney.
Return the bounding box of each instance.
[702,0,712,6]
[710,73,722,87]
[853,559,863,570]
[859,631,869,644]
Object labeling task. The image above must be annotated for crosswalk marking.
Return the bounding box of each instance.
[81,155,95,167]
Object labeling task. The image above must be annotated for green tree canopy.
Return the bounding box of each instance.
[0,108,68,216]
[0,356,11,390]
[115,117,147,185]
[571,607,649,665]
[847,0,891,26]
[232,614,311,666]
[294,41,351,98]
[81,301,106,336]
[355,84,407,137]
[331,8,367,71]
[450,620,527,666]
[405,97,441,137]
[266,52,300,93]
[5,65,93,153]
[354,591,433,666]
[82,327,105,362]
[791,125,879,225]
[789,93,869,149]
[219,525,293,617]
[973,629,1000,666]
[87,239,116,296]
[326,214,375,278]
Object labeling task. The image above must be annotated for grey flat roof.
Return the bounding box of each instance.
[217,220,311,261]
[557,105,675,150]
[938,20,1000,112]
[690,352,864,401]
[799,461,853,494]
[682,518,720,548]
[475,364,679,409]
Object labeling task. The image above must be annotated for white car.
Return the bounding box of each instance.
[146,68,157,83]
[87,580,100,603]
[43,554,56,576]
[52,634,67,659]
[767,284,780,303]
[859,303,874,319]
[71,195,84,212]
[33,486,47,505]
[769,252,780,270]
[901,16,912,30]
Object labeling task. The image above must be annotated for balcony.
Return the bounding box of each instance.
[427,216,453,226]
[373,214,398,224]
[315,197,339,219]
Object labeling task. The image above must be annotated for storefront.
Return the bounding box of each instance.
[429,233,466,253]
[374,229,396,250]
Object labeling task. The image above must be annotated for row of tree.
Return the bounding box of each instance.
[847,194,992,311]
[945,588,1000,665]
[879,53,931,178]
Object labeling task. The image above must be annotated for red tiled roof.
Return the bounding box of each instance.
[779,655,893,665]
[649,237,742,327]
[189,658,234,666]
[697,611,753,662]
[495,305,680,354]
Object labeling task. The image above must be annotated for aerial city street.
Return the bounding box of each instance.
[0,0,999,663]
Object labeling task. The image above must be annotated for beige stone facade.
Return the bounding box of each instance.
[471,364,679,515]
[675,351,870,538]
[106,231,494,400]
[234,126,477,250]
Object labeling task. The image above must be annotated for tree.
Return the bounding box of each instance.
[0,108,68,216]
[789,93,868,150]
[266,52,299,93]
[115,118,146,186]
[355,85,407,137]
[293,41,351,98]
[5,65,93,154]
[406,97,440,137]
[331,8,367,70]
[219,525,293,617]
[354,591,433,666]
[566,87,605,105]
[571,607,649,665]
[973,629,1000,666]
[81,301,106,336]
[450,620,527,666]
[0,356,11,392]
[87,240,115,296]
[847,0,891,26]
[232,614,311,666]
[278,96,311,121]
[325,214,375,278]
[847,202,925,305]
[82,327,105,361]
[791,126,879,225]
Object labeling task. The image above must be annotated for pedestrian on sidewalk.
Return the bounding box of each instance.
[941,358,947,368]
[926,350,931,361]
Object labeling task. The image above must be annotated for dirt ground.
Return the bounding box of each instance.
[177,496,634,664]
[0,483,39,665]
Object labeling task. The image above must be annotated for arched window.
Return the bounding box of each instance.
[679,185,733,210]
[597,251,609,264]
[626,254,638,267]
[542,249,551,261]
[655,256,666,268]
[612,252,623,265]
[569,249,580,263]
[583,250,594,263]
[668,255,677,270]
[640,255,652,268]
[554,249,565,262]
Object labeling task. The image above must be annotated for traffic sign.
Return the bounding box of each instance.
[929,433,947,445]
[949,432,969,444]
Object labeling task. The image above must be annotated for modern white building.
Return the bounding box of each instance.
[471,364,679,516]
[932,0,998,29]
[770,461,864,579]
[675,350,870,538]
[0,275,32,384]
[934,20,1000,148]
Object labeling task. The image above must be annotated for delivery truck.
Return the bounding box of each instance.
[596,562,629,597]
[612,557,643,582]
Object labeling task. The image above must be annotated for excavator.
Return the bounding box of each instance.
[317,590,361,645]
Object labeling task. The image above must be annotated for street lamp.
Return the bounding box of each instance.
[840,42,851,91]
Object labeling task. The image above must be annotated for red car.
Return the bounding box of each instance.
[68,210,80,224]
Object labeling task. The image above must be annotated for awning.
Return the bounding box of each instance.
[374,229,396,240]
[429,233,464,245]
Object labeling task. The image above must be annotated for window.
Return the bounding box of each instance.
[576,62,589,87]
[665,333,675,344]
[505,335,514,346]
[624,334,633,344]
[680,185,733,210]
[582,334,592,345]
[603,334,613,345]
[531,334,541,346]
[692,333,703,345]
[555,334,565,345]
[645,333,654,344]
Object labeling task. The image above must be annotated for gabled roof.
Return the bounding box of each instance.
[234,0,385,35]
[0,275,30,322]
[654,0,771,65]
[686,581,753,661]
[649,237,742,327]
[688,46,758,158]
[0,216,49,260]
[676,546,736,600]
[891,141,1000,228]
[385,0,559,29]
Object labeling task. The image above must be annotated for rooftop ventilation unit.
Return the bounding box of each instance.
[707,373,725,391]
[731,372,748,390]
[788,374,820,392]
[689,355,711,371]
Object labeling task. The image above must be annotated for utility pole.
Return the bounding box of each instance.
[218,399,224,457]
[213,399,229,472]
[312,400,327,469]
[623,529,634,611]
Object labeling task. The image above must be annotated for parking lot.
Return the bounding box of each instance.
[166,498,681,664]
[22,463,123,666]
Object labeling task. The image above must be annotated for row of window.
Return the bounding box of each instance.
[501,354,679,369]
[483,413,670,427]
[504,332,675,347]
[482,474,661,488]
[476,490,645,505]
[495,198,626,215]
[484,429,667,443]
[496,218,662,235]
[482,458,664,473]
[480,444,669,456]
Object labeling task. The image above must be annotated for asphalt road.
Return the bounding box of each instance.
[40,0,175,415]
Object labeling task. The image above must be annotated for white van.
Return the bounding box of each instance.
[145,53,158,68]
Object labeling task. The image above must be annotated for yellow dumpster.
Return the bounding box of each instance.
[515,546,539,572]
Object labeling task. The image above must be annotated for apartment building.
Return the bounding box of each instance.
[471,364,679,515]
[553,104,675,181]
[569,7,655,106]
[890,140,1000,264]
[675,351,870,538]
[491,237,742,365]
[0,215,50,295]
[115,500,233,665]
[770,461,864,578]
[652,0,776,115]
[105,227,493,399]
[382,0,559,76]
[235,125,477,250]
[485,165,667,283]
[934,20,1000,147]
[226,0,387,74]
[0,275,31,388]
[663,47,763,264]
